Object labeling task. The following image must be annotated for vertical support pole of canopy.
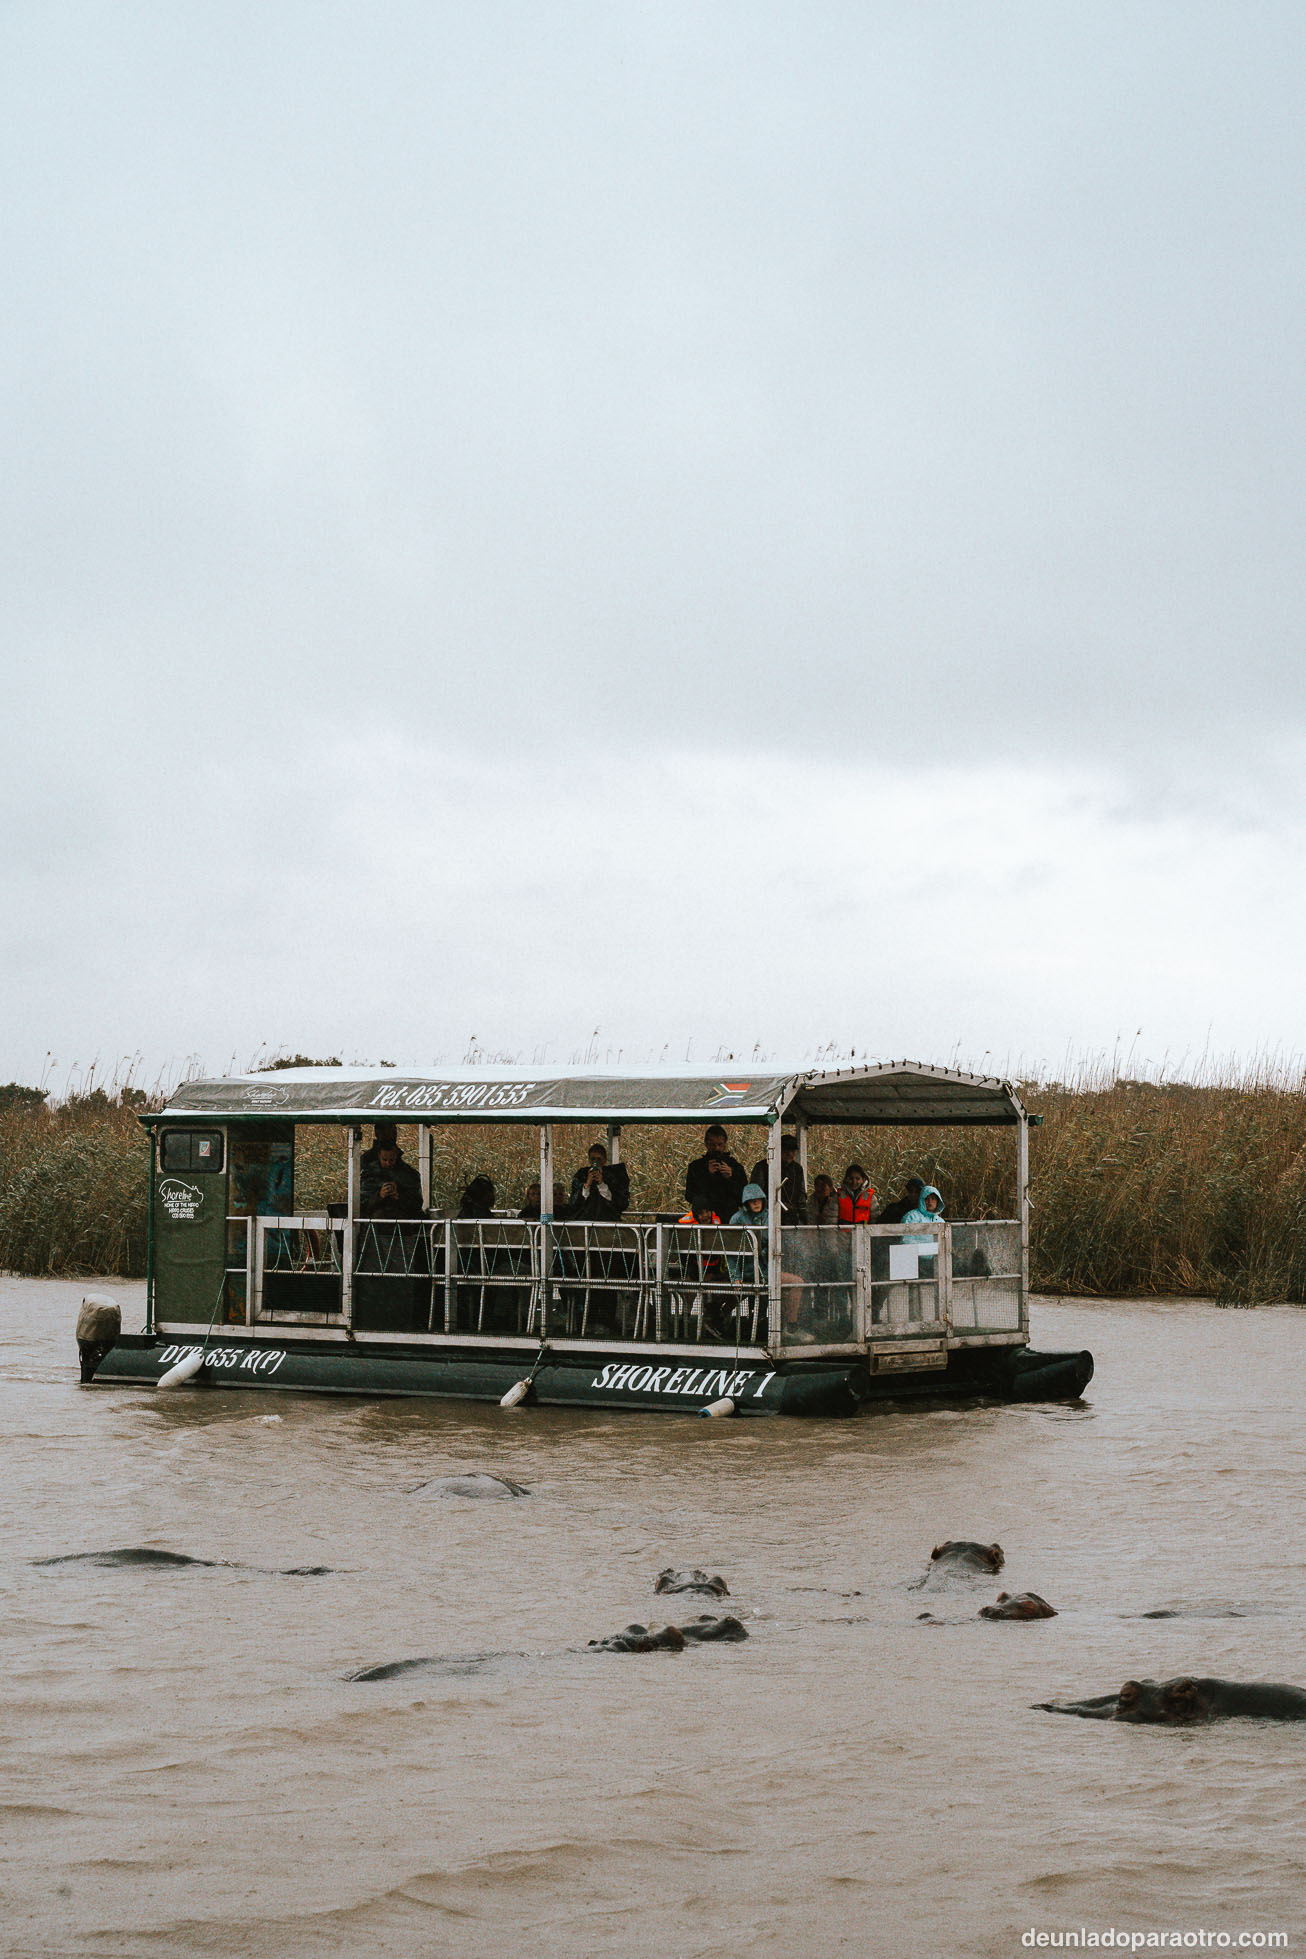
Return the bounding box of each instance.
[1017,1111,1030,1337]
[654,1221,665,1341]
[794,1113,808,1180]
[539,1125,555,1218]
[766,1116,782,1348]
[539,1123,555,1340]
[145,1126,157,1335]
[344,1125,358,1330]
[606,1122,622,1164]
[417,1124,430,1208]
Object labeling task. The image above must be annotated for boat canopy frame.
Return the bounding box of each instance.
[149,1059,1029,1129]
[145,1061,1034,1352]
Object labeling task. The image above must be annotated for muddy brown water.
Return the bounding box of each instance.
[3,1279,1304,1957]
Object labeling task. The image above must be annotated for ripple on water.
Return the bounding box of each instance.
[3,1279,1306,1957]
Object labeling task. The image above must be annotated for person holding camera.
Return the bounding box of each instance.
[360,1123,424,1218]
[567,1142,630,1221]
[684,1124,748,1223]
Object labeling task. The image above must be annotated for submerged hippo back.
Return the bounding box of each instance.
[1157,1678,1306,1723]
[1040,1677,1306,1723]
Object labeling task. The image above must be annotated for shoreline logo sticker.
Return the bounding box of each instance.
[706,1082,753,1108]
[159,1178,204,1224]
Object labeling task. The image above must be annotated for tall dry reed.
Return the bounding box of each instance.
[4,1074,1306,1302]
[0,1092,150,1277]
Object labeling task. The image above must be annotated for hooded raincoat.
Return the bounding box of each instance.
[727,1183,769,1284]
[900,1184,945,1246]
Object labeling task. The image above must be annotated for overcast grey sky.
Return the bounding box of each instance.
[3,2,1303,1088]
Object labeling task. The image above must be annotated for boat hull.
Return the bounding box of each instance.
[86,1335,1093,1417]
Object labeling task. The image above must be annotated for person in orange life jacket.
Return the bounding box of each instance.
[679,1199,724,1275]
[750,1133,807,1224]
[675,1198,726,1336]
[837,1163,875,1225]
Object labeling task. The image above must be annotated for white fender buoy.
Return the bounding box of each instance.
[499,1379,531,1409]
[157,1350,205,1390]
[699,1396,735,1419]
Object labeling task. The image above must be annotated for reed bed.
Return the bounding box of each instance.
[0,1092,150,1278]
[4,1074,1306,1303]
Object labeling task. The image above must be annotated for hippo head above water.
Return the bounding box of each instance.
[979,1591,1057,1620]
[930,1541,1005,1574]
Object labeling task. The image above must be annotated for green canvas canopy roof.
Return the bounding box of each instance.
[151,1061,1027,1127]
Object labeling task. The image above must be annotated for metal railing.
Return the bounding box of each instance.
[246,1215,346,1323]
[442,1220,765,1343]
[861,1222,948,1335]
[947,1220,1022,1332]
[233,1214,1024,1347]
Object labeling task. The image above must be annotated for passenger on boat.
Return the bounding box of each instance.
[360,1127,425,1218]
[568,1143,630,1222]
[877,1176,926,1224]
[727,1185,769,1273]
[670,1202,726,1340]
[807,1174,840,1226]
[729,1183,768,1223]
[799,1172,847,1330]
[518,1180,571,1220]
[726,1183,770,1341]
[749,1134,807,1224]
[457,1175,497,1219]
[685,1126,747,1222]
[901,1185,945,1230]
[837,1164,875,1225]
[899,1184,945,1274]
[360,1121,400,1170]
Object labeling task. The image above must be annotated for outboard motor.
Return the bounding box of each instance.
[76,1293,121,1382]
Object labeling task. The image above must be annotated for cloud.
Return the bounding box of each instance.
[3,1,1305,779]
[4,737,1302,1086]
[2,4,1302,1078]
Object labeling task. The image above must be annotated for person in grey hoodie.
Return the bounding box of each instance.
[727,1182,769,1282]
